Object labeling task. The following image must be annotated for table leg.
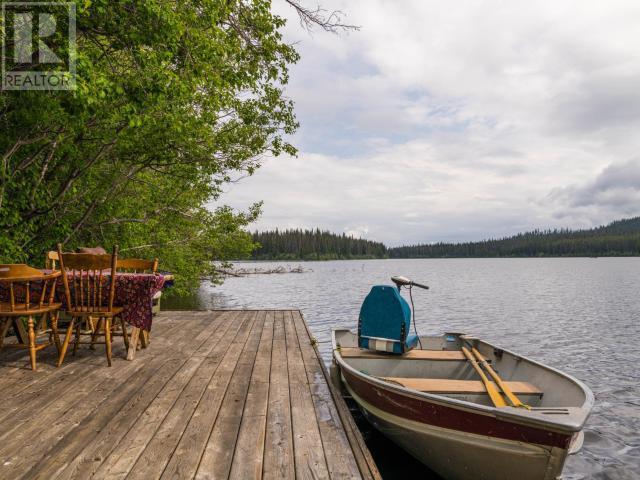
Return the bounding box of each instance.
[127,327,140,360]
[140,330,149,349]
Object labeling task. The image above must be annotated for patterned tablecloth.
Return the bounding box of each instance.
[0,272,166,331]
[102,273,166,330]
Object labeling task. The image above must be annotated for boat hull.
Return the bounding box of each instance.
[332,328,592,479]
[341,368,570,480]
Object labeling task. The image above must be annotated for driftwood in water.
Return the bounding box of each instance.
[218,265,308,277]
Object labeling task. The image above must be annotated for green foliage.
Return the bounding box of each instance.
[389,217,640,258]
[252,229,388,260]
[0,0,299,291]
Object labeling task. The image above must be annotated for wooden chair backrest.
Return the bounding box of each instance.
[116,257,158,274]
[45,250,59,270]
[57,244,119,313]
[0,264,60,312]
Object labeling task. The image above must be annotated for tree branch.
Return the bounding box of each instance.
[283,0,359,33]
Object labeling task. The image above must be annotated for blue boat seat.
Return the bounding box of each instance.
[358,285,417,354]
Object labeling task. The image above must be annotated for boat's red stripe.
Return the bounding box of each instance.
[343,368,572,449]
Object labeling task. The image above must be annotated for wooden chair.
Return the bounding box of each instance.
[0,265,62,370]
[49,249,102,340]
[116,257,158,274]
[115,257,159,350]
[52,248,105,334]
[56,244,126,367]
[45,251,59,270]
[49,248,107,270]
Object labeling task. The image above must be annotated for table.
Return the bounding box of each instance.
[1,270,168,360]
[97,271,166,360]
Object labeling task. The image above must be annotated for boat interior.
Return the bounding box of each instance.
[334,330,588,411]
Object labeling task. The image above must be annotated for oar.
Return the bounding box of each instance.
[470,347,530,409]
[461,346,507,407]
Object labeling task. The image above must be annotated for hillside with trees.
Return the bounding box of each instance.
[252,229,387,260]
[251,218,640,260]
[388,217,640,258]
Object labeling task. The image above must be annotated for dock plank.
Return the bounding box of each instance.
[263,311,296,480]
[126,311,252,480]
[0,315,197,479]
[291,311,363,479]
[0,317,176,404]
[0,310,380,480]
[297,314,382,480]
[87,310,240,479]
[228,310,274,479]
[175,310,263,479]
[0,318,183,443]
[17,312,219,480]
[47,313,215,480]
[284,310,331,480]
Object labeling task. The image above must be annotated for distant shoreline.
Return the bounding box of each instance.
[250,217,640,260]
[236,255,639,262]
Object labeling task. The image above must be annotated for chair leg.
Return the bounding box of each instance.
[73,320,82,356]
[27,316,37,371]
[0,317,11,351]
[105,317,112,367]
[120,318,129,350]
[87,316,98,342]
[14,318,28,345]
[38,312,48,331]
[90,317,103,350]
[44,312,52,345]
[57,318,75,367]
[50,311,61,354]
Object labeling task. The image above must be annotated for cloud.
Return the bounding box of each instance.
[217,0,640,244]
[547,159,640,221]
[220,140,573,245]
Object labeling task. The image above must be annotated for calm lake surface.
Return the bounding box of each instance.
[164,258,640,479]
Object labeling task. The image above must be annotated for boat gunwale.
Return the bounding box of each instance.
[331,329,594,434]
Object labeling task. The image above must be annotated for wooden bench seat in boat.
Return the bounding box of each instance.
[382,377,543,395]
[340,347,466,360]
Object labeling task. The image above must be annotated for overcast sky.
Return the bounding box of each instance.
[218,0,640,246]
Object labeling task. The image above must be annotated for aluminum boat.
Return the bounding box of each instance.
[331,277,593,480]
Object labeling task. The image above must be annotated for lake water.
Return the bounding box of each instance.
[164,258,640,479]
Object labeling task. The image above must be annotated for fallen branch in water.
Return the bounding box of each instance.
[216,269,243,277]
[218,265,308,276]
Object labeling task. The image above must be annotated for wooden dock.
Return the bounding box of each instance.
[0,310,380,480]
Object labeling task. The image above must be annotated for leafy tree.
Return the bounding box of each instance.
[0,0,304,293]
